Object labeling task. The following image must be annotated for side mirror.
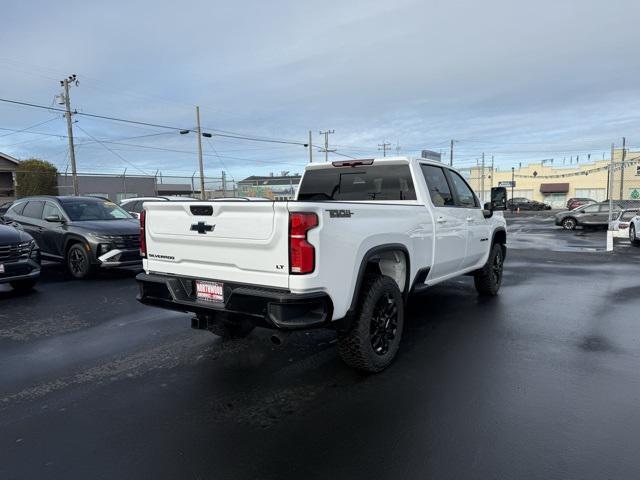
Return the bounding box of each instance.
[44,215,63,222]
[483,203,493,218]
[490,187,507,211]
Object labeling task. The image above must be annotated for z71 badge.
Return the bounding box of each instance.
[327,209,354,218]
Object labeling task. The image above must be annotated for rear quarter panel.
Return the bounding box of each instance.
[289,201,433,319]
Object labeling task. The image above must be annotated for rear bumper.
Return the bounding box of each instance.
[136,272,333,330]
[0,258,40,284]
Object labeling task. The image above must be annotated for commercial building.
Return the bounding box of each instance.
[237,173,301,200]
[462,149,640,208]
[0,152,19,202]
[57,174,158,202]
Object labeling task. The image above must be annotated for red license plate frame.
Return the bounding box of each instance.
[195,280,224,303]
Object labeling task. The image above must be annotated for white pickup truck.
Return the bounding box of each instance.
[137,158,507,372]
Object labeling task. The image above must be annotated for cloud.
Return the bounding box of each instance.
[1,0,639,179]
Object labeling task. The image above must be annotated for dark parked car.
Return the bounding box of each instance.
[566,197,596,210]
[554,202,621,230]
[507,197,552,210]
[4,196,141,279]
[0,219,40,292]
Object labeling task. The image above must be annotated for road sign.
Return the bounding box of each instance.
[499,181,515,188]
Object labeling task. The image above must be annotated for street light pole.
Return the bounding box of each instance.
[607,143,615,251]
[511,166,515,211]
[195,106,205,200]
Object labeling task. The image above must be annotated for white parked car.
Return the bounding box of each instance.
[120,196,196,218]
[629,212,640,245]
[136,158,508,372]
[612,209,640,239]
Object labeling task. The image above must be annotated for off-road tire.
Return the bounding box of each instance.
[337,274,404,373]
[10,279,37,293]
[562,217,577,230]
[202,313,255,339]
[66,243,95,279]
[474,243,504,296]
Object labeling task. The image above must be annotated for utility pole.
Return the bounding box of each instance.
[490,155,494,190]
[481,153,485,204]
[221,170,227,197]
[511,166,515,211]
[378,142,391,157]
[395,139,401,156]
[195,106,205,199]
[60,74,79,196]
[308,130,313,163]
[619,137,626,200]
[450,139,454,167]
[318,130,335,162]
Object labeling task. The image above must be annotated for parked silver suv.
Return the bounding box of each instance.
[554,202,621,230]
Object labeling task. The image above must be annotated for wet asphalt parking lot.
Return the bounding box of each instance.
[1,212,640,480]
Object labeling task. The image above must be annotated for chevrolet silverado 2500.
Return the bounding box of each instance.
[137,158,507,372]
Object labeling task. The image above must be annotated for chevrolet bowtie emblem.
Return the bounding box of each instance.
[190,222,214,234]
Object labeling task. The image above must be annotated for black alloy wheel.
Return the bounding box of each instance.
[369,292,399,356]
[67,244,94,279]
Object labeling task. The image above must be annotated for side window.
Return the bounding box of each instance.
[420,165,454,207]
[22,201,45,219]
[447,170,479,208]
[7,201,26,216]
[124,201,139,213]
[42,202,64,220]
[583,205,599,213]
[599,204,620,213]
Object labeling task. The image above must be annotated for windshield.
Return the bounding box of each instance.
[62,200,133,221]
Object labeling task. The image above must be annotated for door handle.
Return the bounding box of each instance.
[466,217,475,222]
[436,217,447,224]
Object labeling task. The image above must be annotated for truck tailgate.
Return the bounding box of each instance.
[144,201,290,288]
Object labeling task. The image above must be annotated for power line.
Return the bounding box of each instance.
[75,124,149,175]
[0,117,60,138]
[0,97,310,147]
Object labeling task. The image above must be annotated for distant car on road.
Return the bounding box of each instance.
[120,196,196,218]
[507,197,551,210]
[611,209,640,239]
[5,196,141,279]
[554,202,621,230]
[0,219,40,292]
[566,197,596,210]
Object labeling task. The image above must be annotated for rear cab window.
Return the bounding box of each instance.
[297,163,417,201]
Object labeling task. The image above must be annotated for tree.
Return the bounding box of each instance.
[15,159,59,198]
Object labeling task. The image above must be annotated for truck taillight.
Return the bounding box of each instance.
[139,209,147,258]
[289,212,318,274]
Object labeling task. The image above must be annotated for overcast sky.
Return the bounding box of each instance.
[1,0,639,182]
